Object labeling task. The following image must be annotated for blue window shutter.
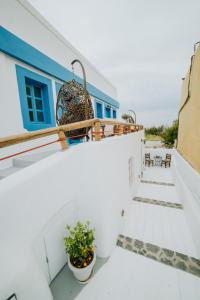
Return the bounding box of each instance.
[96,102,103,118]
[105,106,111,118]
[16,65,56,131]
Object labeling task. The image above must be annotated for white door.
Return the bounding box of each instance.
[44,201,75,281]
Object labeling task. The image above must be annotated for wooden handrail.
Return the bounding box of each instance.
[0,119,98,148]
[0,118,143,149]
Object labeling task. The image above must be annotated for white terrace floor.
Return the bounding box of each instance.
[51,166,200,300]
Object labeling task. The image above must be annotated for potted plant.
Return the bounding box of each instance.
[64,221,96,283]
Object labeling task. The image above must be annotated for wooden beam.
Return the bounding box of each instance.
[100,119,128,126]
[0,119,98,148]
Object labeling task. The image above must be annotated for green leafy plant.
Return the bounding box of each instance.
[162,120,178,148]
[145,125,164,136]
[64,221,95,268]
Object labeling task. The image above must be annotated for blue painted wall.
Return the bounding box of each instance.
[0,26,119,109]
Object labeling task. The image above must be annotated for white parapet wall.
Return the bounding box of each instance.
[144,147,174,158]
[172,150,200,257]
[0,131,144,300]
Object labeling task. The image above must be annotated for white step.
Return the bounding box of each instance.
[0,150,58,180]
[0,166,24,179]
[13,157,35,168]
[13,150,58,168]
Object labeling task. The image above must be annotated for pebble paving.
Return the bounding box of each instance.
[141,180,175,186]
[117,234,200,278]
[134,197,183,209]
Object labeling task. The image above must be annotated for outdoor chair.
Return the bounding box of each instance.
[161,154,171,168]
[145,153,154,167]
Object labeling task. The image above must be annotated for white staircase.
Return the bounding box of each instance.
[0,150,58,180]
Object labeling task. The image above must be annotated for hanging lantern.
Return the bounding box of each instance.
[56,59,94,140]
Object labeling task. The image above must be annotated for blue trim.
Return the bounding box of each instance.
[0,26,119,109]
[16,65,56,131]
[55,82,62,96]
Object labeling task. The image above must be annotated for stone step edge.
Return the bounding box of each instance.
[117,234,200,278]
[141,179,175,186]
[133,197,183,209]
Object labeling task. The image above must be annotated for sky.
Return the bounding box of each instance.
[29,0,200,127]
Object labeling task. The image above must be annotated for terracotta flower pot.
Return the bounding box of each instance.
[68,252,96,284]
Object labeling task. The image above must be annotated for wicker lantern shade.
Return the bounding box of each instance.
[56,60,94,140]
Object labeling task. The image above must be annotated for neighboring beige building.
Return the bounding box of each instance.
[177,43,200,173]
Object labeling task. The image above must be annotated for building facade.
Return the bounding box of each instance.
[0,0,119,138]
[177,44,200,173]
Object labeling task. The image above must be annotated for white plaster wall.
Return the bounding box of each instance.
[145,140,163,148]
[0,0,117,99]
[0,52,24,137]
[172,150,200,257]
[0,131,144,299]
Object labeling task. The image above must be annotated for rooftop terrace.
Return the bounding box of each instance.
[50,164,200,300]
[1,120,199,299]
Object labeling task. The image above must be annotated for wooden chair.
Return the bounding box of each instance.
[161,154,171,168]
[145,153,154,167]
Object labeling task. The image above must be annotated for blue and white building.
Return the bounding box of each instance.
[1,1,200,300]
[0,0,119,138]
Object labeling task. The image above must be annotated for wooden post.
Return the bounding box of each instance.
[58,131,68,150]
[91,127,94,141]
[113,125,118,135]
[94,121,101,141]
[124,126,129,134]
[118,125,123,135]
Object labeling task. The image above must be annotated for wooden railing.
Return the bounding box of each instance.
[0,119,143,152]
